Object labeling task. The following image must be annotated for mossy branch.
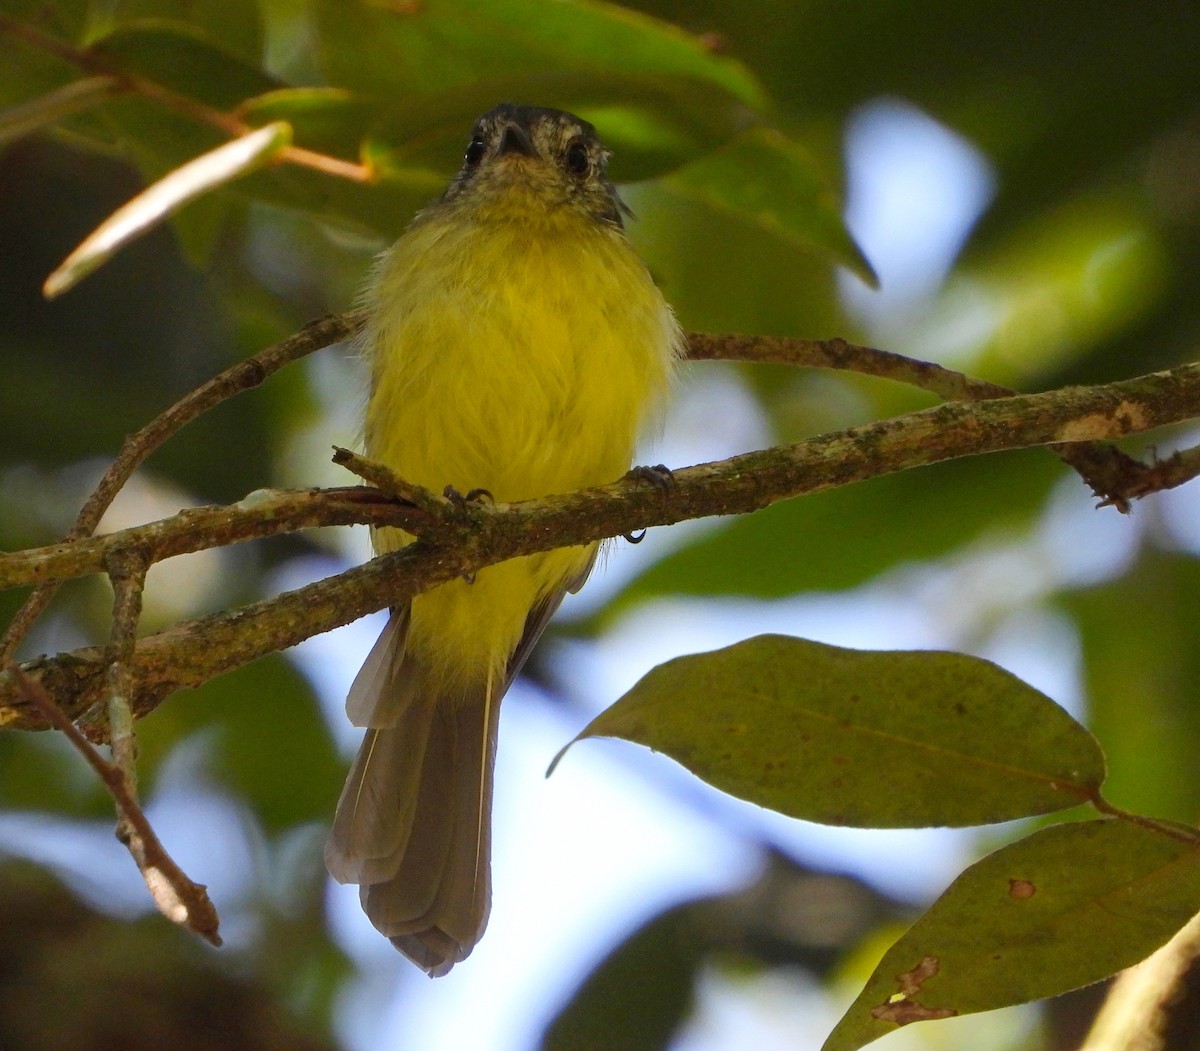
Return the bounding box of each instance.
[3,350,1200,731]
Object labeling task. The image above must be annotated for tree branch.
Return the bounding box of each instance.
[687,331,1150,509]
[6,663,221,944]
[0,317,1154,660]
[4,359,1199,731]
[103,546,148,784]
[0,487,406,593]
[0,314,357,663]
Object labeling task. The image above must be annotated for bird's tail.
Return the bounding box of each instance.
[325,607,499,976]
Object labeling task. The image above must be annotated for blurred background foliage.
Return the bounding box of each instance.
[1,1,1199,1049]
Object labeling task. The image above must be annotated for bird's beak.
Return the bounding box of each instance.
[496,122,536,159]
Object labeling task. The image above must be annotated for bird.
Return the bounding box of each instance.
[324,103,681,975]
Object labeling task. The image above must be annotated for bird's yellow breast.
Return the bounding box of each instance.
[363,186,678,688]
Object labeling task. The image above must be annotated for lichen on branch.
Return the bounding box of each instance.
[2,343,1200,732]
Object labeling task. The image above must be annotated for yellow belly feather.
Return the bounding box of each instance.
[363,185,678,689]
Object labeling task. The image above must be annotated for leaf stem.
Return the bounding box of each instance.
[1090,792,1200,846]
[0,12,373,182]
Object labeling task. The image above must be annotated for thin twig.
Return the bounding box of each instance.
[103,547,149,792]
[0,314,361,662]
[686,332,1012,400]
[1114,443,1200,500]
[687,332,1147,509]
[1090,794,1200,846]
[0,486,404,593]
[332,446,453,517]
[6,662,221,945]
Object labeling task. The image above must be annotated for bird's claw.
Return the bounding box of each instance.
[627,463,674,491]
[443,485,495,507]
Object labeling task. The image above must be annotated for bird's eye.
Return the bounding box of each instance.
[563,140,590,177]
[464,137,487,168]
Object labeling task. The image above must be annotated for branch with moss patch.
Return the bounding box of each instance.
[687,331,1153,509]
[3,358,1199,731]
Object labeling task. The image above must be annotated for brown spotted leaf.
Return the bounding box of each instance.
[823,819,1200,1051]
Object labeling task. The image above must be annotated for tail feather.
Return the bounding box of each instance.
[325,606,499,975]
[360,694,497,968]
[345,606,413,728]
[326,716,430,883]
[327,562,592,975]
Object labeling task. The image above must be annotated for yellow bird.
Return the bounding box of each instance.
[325,104,681,975]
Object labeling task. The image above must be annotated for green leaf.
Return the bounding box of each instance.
[84,2,264,64]
[356,76,757,184]
[626,177,841,337]
[241,87,376,163]
[964,192,1169,386]
[0,0,89,43]
[553,635,1105,827]
[310,0,769,180]
[91,22,278,108]
[238,160,437,239]
[0,5,92,112]
[0,76,120,147]
[822,819,1200,1051]
[313,0,766,110]
[541,901,703,1051]
[661,127,875,285]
